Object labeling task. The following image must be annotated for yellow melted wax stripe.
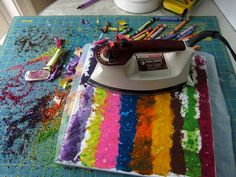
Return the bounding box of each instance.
[79,88,107,167]
[151,93,174,176]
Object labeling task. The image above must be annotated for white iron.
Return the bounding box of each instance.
[88,39,194,93]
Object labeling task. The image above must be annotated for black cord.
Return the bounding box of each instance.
[188,30,236,61]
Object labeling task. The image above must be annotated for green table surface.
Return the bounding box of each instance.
[0,15,235,177]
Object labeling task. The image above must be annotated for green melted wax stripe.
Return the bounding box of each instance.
[184,86,199,131]
[185,151,201,177]
[182,86,201,177]
[182,130,201,153]
[80,88,107,167]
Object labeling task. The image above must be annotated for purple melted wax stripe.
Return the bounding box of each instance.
[59,85,94,161]
[80,46,97,85]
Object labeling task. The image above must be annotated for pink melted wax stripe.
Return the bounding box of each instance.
[194,55,215,177]
[95,92,121,168]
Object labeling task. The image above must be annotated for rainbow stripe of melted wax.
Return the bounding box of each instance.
[59,55,215,177]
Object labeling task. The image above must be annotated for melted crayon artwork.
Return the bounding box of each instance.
[57,45,215,177]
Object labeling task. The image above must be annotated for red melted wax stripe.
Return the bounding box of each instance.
[194,55,215,177]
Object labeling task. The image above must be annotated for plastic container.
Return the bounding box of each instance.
[114,0,162,13]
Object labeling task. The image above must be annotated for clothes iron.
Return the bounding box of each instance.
[87,31,236,93]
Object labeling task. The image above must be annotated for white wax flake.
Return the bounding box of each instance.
[181,129,202,153]
[144,172,188,177]
[178,88,188,118]
[194,91,200,119]
[191,65,198,85]
[167,172,188,177]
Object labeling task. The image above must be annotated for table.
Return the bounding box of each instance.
[0,0,235,176]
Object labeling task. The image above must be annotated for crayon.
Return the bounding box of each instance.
[109,27,119,32]
[178,33,196,41]
[134,32,149,41]
[155,35,165,39]
[132,27,152,40]
[77,0,100,9]
[192,45,200,51]
[150,25,166,39]
[176,25,197,39]
[176,29,194,39]
[158,16,182,21]
[145,24,163,40]
[101,22,110,33]
[180,24,197,36]
[169,18,189,35]
[119,27,132,35]
[163,33,178,40]
[132,17,156,36]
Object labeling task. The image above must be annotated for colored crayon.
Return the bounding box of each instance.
[77,0,100,9]
[132,17,156,36]
[176,29,195,39]
[158,16,182,21]
[178,34,196,41]
[109,27,119,32]
[132,27,152,40]
[180,25,197,36]
[119,27,132,35]
[176,25,197,39]
[145,24,163,40]
[150,25,166,39]
[156,35,165,39]
[134,32,149,41]
[169,18,189,35]
[192,45,200,51]
[163,33,178,40]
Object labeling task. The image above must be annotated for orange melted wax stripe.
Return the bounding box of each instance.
[130,94,174,176]
[129,96,156,175]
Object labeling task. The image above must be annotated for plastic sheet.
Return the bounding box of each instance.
[203,51,236,176]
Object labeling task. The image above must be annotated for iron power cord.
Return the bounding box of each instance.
[188,30,236,61]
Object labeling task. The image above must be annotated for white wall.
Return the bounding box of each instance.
[0,0,12,40]
[2,0,20,17]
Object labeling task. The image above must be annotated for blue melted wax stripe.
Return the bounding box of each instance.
[59,85,94,161]
[116,95,139,171]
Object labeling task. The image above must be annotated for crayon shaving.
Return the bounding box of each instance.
[101,20,130,33]
[81,19,90,25]
[0,64,33,105]
[64,48,82,78]
[2,88,68,156]
[26,56,49,65]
